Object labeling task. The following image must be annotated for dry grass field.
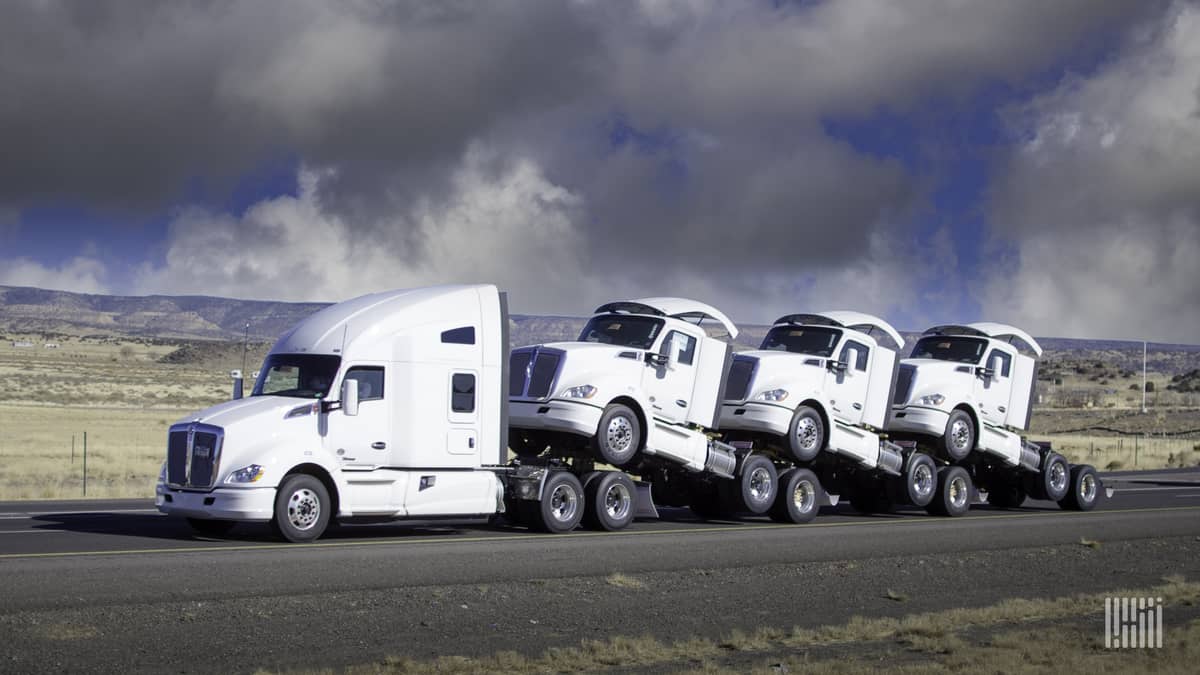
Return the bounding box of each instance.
[0,332,1197,500]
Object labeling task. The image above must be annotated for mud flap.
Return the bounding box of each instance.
[635,481,660,519]
[819,489,840,507]
[972,487,988,505]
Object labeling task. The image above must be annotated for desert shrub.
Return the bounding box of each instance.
[1105,460,1124,471]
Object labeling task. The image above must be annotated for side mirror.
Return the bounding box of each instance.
[341,378,360,417]
[976,366,994,380]
[827,359,848,373]
[230,369,244,400]
[646,352,669,368]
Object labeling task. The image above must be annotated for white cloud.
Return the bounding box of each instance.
[984,2,1200,342]
[0,256,110,294]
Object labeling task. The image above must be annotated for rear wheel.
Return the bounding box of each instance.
[722,455,777,515]
[1038,453,1071,502]
[889,452,937,507]
[186,518,236,538]
[769,469,820,524]
[926,465,972,517]
[583,472,637,531]
[272,474,331,542]
[787,406,825,463]
[593,404,641,467]
[533,472,585,533]
[942,409,974,462]
[1058,464,1101,511]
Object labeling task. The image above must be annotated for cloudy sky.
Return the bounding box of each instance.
[1,0,1197,342]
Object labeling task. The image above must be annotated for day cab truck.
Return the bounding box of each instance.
[507,298,794,521]
[156,284,652,541]
[889,323,1105,516]
[718,312,937,521]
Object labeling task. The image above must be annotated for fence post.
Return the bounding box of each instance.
[82,431,88,497]
[71,435,75,465]
[1135,435,1139,469]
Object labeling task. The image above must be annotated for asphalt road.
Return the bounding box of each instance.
[1,470,1198,673]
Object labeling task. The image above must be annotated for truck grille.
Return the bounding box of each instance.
[166,423,224,489]
[724,356,757,402]
[509,348,562,400]
[893,364,916,404]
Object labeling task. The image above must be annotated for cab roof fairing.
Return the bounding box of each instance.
[920,323,1043,357]
[593,297,739,339]
[773,311,904,350]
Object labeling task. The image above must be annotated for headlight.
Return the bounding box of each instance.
[226,464,265,483]
[561,385,597,399]
[919,394,946,406]
[756,388,789,402]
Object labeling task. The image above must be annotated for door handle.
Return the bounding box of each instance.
[852,402,862,410]
[675,399,687,408]
[371,442,386,450]
[998,406,1006,413]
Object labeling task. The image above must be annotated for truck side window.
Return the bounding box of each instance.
[345,366,384,401]
[451,373,475,413]
[986,350,1012,377]
[839,340,870,372]
[441,326,476,345]
[660,331,697,366]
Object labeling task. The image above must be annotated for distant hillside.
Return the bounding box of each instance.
[2,284,1198,374]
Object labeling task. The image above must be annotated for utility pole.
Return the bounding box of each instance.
[1142,340,1148,414]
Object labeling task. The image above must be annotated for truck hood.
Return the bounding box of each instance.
[726,350,829,402]
[517,342,647,401]
[896,359,977,407]
[172,395,317,429]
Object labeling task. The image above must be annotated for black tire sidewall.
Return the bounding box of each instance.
[942,409,974,462]
[787,406,824,463]
[594,404,641,467]
[538,472,584,533]
[585,472,636,531]
[1042,453,1070,502]
[273,474,331,543]
[730,455,777,515]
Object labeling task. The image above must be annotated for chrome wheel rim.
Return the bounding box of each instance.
[606,416,634,453]
[748,467,773,503]
[1080,473,1096,502]
[793,479,815,513]
[912,463,934,500]
[604,482,632,521]
[948,476,968,509]
[1049,461,1068,493]
[950,419,971,451]
[549,484,578,523]
[287,488,321,530]
[795,417,820,451]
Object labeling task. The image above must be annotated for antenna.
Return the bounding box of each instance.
[240,321,250,376]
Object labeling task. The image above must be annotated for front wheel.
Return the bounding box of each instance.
[926,465,972,517]
[769,469,821,524]
[593,404,642,467]
[583,472,637,531]
[942,409,975,462]
[787,406,824,463]
[1058,464,1101,511]
[272,474,331,542]
[722,454,778,515]
[533,472,585,533]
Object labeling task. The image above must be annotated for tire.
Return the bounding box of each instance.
[508,430,547,459]
[688,481,726,519]
[1058,464,1101,511]
[1038,452,1071,503]
[986,478,1027,509]
[186,517,236,538]
[721,455,778,515]
[593,404,642,467]
[582,472,637,531]
[942,409,975,462]
[271,474,332,542]
[888,452,937,507]
[532,471,585,533]
[769,469,821,523]
[787,406,825,463]
[925,465,972,517]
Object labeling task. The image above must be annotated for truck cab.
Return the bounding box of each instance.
[508,298,739,474]
[157,285,511,541]
[889,323,1042,466]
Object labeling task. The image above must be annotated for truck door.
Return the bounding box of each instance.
[827,339,871,425]
[325,365,390,469]
[976,348,1013,426]
[643,330,699,425]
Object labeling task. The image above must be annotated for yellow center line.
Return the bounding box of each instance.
[1,505,1197,561]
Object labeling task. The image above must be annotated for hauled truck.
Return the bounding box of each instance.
[718,312,937,521]
[508,298,806,520]
[156,284,657,541]
[889,323,1104,516]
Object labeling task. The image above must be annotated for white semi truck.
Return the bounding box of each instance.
[508,298,795,520]
[156,284,653,541]
[718,312,937,520]
[889,323,1103,515]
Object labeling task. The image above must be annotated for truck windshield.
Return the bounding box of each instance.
[760,326,842,356]
[252,354,342,399]
[910,336,987,364]
[578,315,664,349]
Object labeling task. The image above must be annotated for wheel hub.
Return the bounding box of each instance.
[950,420,970,450]
[1080,473,1096,502]
[287,488,320,530]
[607,416,633,452]
[949,477,968,508]
[796,418,819,451]
[912,464,933,499]
[1049,462,1068,493]
[604,483,632,520]
[748,467,773,502]
[792,480,815,513]
[550,484,578,522]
